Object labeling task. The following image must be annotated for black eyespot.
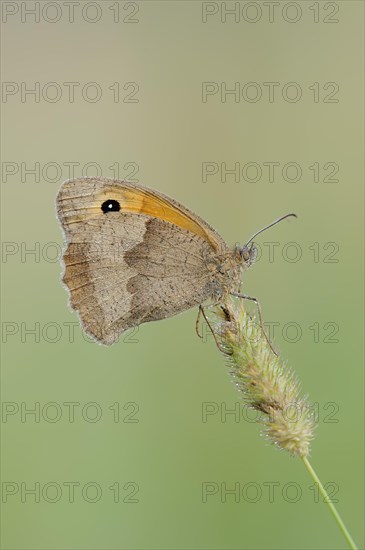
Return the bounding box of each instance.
[101,199,121,213]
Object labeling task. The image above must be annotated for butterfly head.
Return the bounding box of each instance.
[239,213,297,268]
[239,242,258,268]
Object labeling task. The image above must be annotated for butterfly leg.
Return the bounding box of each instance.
[231,292,279,357]
[196,305,227,353]
[195,305,203,339]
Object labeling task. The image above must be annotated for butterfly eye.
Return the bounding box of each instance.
[101,199,121,213]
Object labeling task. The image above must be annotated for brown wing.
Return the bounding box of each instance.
[56,177,228,344]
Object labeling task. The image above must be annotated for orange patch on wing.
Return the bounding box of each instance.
[60,183,220,250]
[101,187,219,249]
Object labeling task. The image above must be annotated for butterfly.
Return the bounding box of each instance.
[57,177,294,345]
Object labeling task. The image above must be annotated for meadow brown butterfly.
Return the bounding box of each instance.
[57,177,295,345]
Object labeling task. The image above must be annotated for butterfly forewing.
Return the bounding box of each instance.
[57,177,228,344]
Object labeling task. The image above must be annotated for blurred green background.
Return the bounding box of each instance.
[1,1,364,548]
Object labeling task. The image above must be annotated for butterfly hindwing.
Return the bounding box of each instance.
[57,177,228,344]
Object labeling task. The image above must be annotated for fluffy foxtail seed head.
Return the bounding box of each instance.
[211,296,315,457]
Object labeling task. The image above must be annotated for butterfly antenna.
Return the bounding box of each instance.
[245,213,297,246]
